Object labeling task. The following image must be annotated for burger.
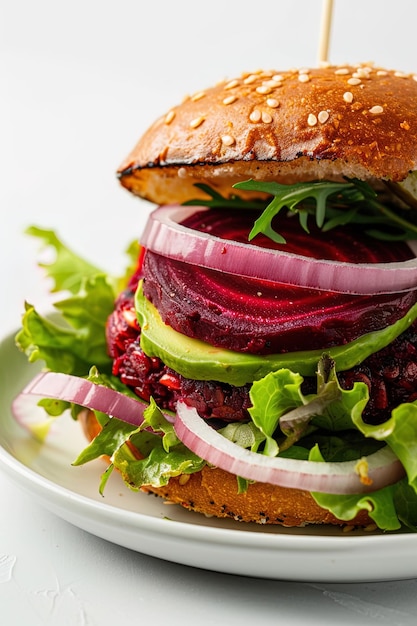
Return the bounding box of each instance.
[14,63,417,530]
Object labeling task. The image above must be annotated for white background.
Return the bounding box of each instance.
[2,1,417,624]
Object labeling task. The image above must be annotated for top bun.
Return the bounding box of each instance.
[118,63,417,205]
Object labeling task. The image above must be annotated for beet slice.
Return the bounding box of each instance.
[142,209,417,354]
[106,288,417,425]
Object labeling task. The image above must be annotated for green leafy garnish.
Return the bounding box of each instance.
[16,227,139,377]
[244,354,369,456]
[310,443,402,530]
[185,179,417,244]
[235,180,360,243]
[235,178,417,243]
[183,183,263,210]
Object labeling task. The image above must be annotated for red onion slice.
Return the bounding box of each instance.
[174,401,405,495]
[140,205,417,295]
[12,372,150,431]
[12,373,406,495]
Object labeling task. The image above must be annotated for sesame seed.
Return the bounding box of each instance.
[164,110,175,125]
[413,75,417,82]
[298,73,310,83]
[263,79,281,88]
[347,77,361,86]
[244,74,257,84]
[223,95,237,105]
[224,79,239,90]
[189,116,205,128]
[298,67,310,74]
[335,68,350,75]
[261,111,273,123]
[343,91,354,103]
[318,110,329,124]
[266,97,279,108]
[377,70,388,76]
[307,113,317,126]
[394,71,408,78]
[191,91,206,101]
[221,134,235,146]
[272,74,284,82]
[369,105,384,114]
[353,68,371,79]
[256,85,273,94]
[178,167,187,178]
[249,109,262,123]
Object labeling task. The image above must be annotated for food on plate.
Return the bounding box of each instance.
[14,63,417,529]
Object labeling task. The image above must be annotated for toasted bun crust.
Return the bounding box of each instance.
[79,409,372,527]
[118,64,417,205]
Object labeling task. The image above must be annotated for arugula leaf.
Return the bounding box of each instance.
[183,183,263,210]
[234,179,356,242]
[235,178,417,243]
[185,179,417,244]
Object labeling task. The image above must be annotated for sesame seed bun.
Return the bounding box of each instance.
[79,409,372,527]
[118,64,417,205]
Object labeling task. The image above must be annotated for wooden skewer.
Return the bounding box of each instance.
[318,0,334,65]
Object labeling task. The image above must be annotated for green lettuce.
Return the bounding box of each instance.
[16,227,138,376]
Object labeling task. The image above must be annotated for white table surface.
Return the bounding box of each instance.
[3,1,417,624]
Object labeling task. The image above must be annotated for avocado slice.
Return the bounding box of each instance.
[135,283,417,386]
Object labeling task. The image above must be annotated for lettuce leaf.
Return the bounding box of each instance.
[246,356,369,454]
[112,432,205,490]
[353,401,417,492]
[309,444,402,530]
[16,227,138,376]
[248,368,304,455]
[17,280,114,376]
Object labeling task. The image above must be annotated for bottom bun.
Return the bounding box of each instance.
[79,409,372,528]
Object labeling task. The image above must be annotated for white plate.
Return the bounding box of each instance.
[1,328,417,583]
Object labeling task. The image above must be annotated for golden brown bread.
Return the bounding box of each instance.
[79,409,372,527]
[118,64,417,204]
[142,467,372,527]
